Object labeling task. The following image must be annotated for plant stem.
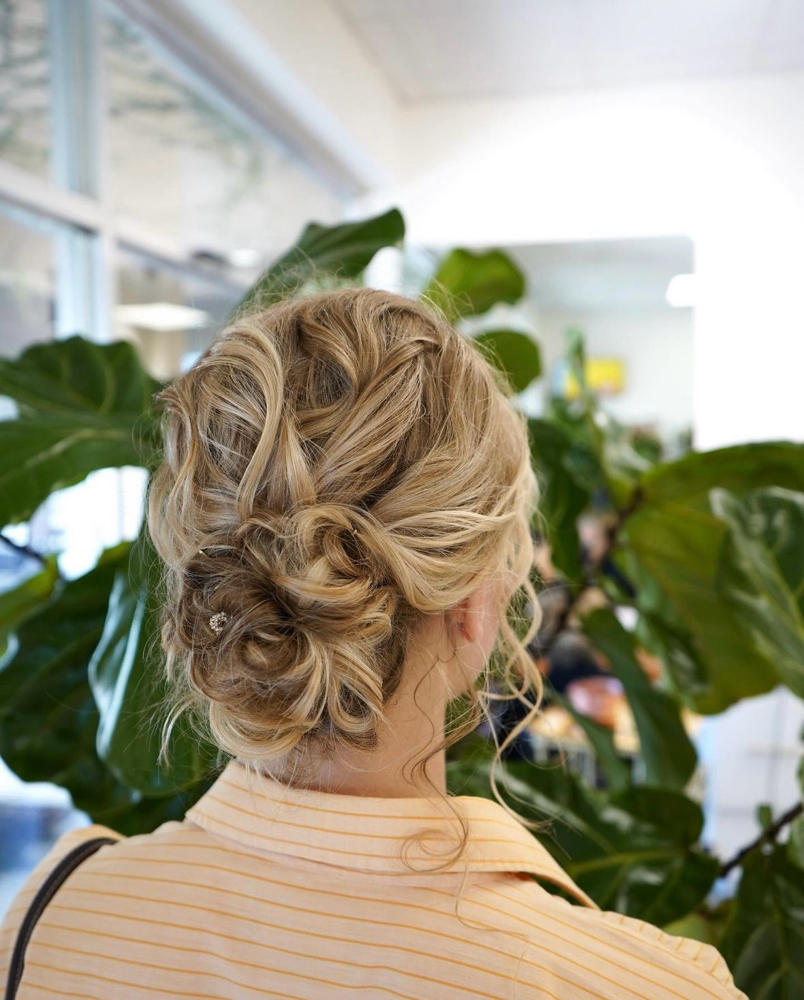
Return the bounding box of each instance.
[0,532,48,567]
[719,801,804,877]
[614,485,645,533]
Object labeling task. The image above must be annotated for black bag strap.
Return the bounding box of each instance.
[4,835,118,1000]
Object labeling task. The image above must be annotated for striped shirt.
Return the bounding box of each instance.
[1,758,747,999]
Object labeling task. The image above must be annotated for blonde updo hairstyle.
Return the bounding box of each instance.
[148,287,545,820]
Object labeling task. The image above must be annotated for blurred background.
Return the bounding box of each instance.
[1,0,803,969]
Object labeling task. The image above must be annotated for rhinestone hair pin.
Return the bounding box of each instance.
[209,612,229,634]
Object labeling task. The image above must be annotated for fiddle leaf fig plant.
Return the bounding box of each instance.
[0,338,162,526]
[422,247,526,321]
[448,740,720,927]
[712,486,804,700]
[1,207,803,998]
[237,208,405,314]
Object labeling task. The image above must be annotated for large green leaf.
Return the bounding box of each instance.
[525,772,718,926]
[0,555,60,658]
[623,504,779,713]
[448,751,718,924]
[236,208,405,313]
[663,899,734,945]
[0,544,140,820]
[0,416,151,525]
[713,487,804,700]
[624,551,713,702]
[422,248,525,322]
[719,844,804,1000]
[528,418,590,583]
[0,336,160,418]
[638,441,804,512]
[471,329,541,394]
[89,534,219,795]
[636,609,713,703]
[0,336,161,524]
[581,608,698,790]
[0,543,214,833]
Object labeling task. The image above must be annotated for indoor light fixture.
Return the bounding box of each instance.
[665,273,696,308]
[115,302,211,332]
[228,248,262,268]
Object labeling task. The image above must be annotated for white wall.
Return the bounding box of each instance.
[533,308,694,440]
[392,70,804,452]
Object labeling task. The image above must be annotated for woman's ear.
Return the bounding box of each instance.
[447,579,499,646]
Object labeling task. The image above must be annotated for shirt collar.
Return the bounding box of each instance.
[185,759,598,909]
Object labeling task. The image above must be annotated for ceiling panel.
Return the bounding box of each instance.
[332,0,799,102]
[579,0,768,87]
[754,0,804,71]
[336,0,589,100]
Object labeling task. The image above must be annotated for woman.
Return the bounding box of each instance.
[1,288,745,998]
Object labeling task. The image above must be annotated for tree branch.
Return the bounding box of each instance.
[719,801,803,877]
[0,532,48,567]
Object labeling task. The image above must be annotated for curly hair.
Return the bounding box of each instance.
[148,286,544,832]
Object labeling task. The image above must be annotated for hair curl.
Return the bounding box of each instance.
[148,286,544,817]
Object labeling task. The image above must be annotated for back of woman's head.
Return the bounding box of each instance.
[148,286,542,773]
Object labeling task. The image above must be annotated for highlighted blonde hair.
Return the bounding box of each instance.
[148,287,546,864]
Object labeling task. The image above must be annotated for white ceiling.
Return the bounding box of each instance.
[331,0,804,101]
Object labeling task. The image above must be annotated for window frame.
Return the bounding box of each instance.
[0,0,361,344]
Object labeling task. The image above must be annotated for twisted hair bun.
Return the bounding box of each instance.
[148,287,540,768]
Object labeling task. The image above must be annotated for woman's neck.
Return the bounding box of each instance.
[282,744,448,798]
[266,615,469,798]
[269,671,449,798]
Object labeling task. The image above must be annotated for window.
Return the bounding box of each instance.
[105,7,340,265]
[0,202,59,366]
[115,245,244,377]
[0,0,51,178]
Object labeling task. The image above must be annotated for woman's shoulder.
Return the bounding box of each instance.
[0,823,124,979]
[473,875,747,1000]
